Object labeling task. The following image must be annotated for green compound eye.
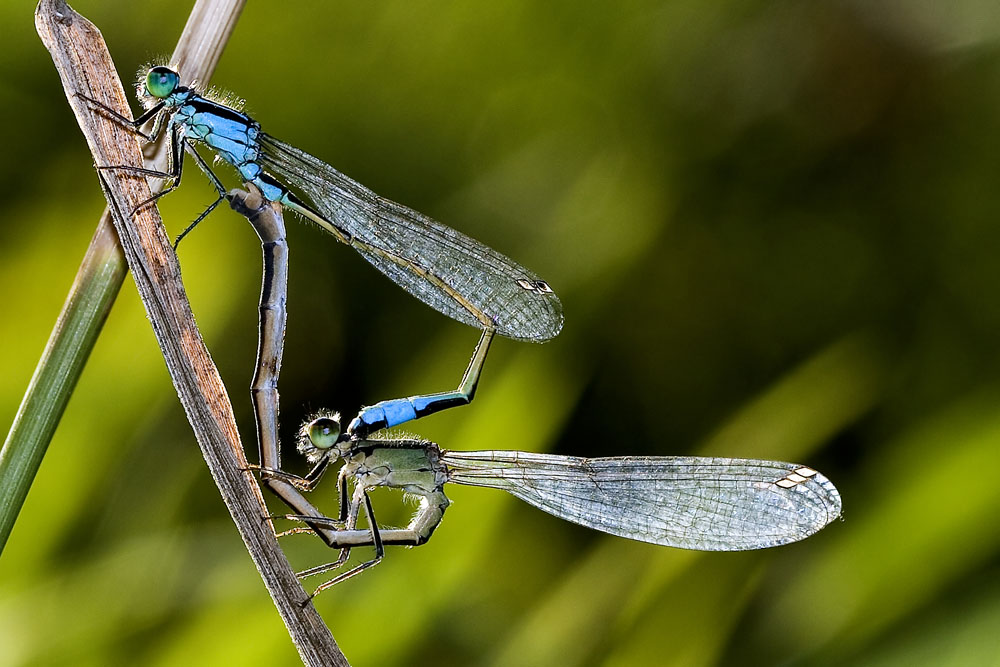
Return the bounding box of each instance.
[308,417,341,450]
[145,66,180,99]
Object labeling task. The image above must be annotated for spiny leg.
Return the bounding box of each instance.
[87,95,231,247]
[171,145,229,247]
[248,451,337,493]
[307,491,385,601]
[253,464,344,541]
[75,92,165,139]
[294,483,371,588]
[97,122,184,217]
[267,466,347,532]
[80,92,175,206]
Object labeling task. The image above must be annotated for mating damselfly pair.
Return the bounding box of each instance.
[89,65,842,596]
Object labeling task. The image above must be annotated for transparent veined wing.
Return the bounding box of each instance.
[259,134,564,341]
[442,451,842,550]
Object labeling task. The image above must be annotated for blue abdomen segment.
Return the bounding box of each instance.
[254,173,291,203]
[347,392,470,437]
[349,399,419,435]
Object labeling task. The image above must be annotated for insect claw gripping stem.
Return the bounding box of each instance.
[73,91,162,141]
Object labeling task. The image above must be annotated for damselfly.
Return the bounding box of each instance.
[274,412,842,597]
[86,66,564,343]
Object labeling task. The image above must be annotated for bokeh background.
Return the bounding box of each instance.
[3,0,1000,664]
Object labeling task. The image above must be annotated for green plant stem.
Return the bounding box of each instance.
[0,0,243,552]
[0,217,124,548]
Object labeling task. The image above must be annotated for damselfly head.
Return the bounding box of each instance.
[143,66,181,100]
[297,411,345,462]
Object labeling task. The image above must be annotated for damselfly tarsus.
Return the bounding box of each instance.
[270,412,841,598]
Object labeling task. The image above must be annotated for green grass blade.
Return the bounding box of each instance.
[0,216,125,551]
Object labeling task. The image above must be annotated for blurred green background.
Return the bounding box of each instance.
[3,0,1000,664]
